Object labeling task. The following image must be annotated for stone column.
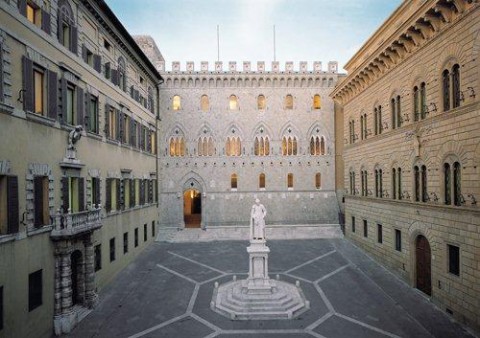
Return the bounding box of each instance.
[84,237,98,308]
[53,256,62,316]
[60,252,73,314]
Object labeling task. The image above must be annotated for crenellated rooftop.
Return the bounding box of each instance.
[157,60,339,74]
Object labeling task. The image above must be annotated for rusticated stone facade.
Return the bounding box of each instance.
[332,0,480,334]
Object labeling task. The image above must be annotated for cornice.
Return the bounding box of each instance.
[331,0,478,104]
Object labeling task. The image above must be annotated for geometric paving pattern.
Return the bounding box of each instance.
[68,239,474,338]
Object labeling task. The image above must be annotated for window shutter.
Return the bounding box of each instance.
[95,178,101,208]
[47,70,58,120]
[82,44,87,62]
[34,176,44,227]
[76,87,84,126]
[130,117,135,146]
[57,12,64,43]
[135,90,139,102]
[104,104,110,137]
[78,178,85,212]
[22,56,34,112]
[105,178,111,212]
[7,176,19,234]
[116,179,121,211]
[17,0,27,17]
[71,26,78,55]
[118,112,124,142]
[61,177,69,213]
[111,69,118,86]
[41,10,51,34]
[60,78,67,122]
[140,180,145,205]
[130,179,135,208]
[137,123,142,149]
[93,55,101,73]
[147,130,152,153]
[84,91,90,130]
[115,110,121,141]
[130,86,134,98]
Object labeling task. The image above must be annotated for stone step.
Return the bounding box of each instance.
[157,224,344,243]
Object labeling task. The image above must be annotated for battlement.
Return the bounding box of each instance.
[158,61,339,74]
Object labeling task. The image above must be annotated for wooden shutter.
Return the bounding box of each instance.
[34,176,44,227]
[81,44,87,62]
[84,92,90,130]
[147,130,152,153]
[76,87,84,126]
[71,26,78,54]
[111,69,118,86]
[22,56,34,112]
[118,111,124,142]
[41,10,51,34]
[18,0,27,17]
[104,104,110,137]
[78,178,85,212]
[135,90,139,102]
[115,110,121,141]
[93,54,101,73]
[116,179,121,211]
[7,176,19,234]
[139,180,145,205]
[61,177,69,213]
[47,70,58,120]
[105,179,111,212]
[57,12,64,43]
[130,179,135,208]
[129,117,135,146]
[130,86,134,98]
[60,78,67,122]
[137,123,142,149]
[95,178,101,208]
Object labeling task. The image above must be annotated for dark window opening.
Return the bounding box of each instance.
[28,269,42,311]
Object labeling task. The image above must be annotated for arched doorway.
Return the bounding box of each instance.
[415,235,431,296]
[71,250,84,305]
[184,189,201,228]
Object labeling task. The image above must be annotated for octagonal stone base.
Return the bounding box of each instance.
[211,278,309,320]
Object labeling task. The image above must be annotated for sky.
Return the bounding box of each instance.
[105,0,402,72]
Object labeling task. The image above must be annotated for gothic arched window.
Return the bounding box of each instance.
[313,94,321,109]
[259,173,266,189]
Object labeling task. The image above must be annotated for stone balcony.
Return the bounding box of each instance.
[50,206,102,239]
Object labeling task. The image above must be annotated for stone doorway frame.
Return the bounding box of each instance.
[408,222,434,298]
[180,172,206,229]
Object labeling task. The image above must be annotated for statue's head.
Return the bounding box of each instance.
[255,198,260,204]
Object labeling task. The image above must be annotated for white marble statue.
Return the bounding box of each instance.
[250,198,267,240]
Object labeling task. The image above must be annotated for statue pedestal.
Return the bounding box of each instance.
[211,238,309,320]
[244,240,275,294]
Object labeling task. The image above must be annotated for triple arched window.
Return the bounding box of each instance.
[374,105,382,135]
[349,170,356,195]
[442,64,461,112]
[391,96,402,129]
[169,137,185,157]
[226,137,241,156]
[282,136,298,156]
[254,136,270,156]
[360,113,368,140]
[375,167,383,198]
[197,137,214,156]
[361,169,368,196]
[310,136,325,155]
[391,167,402,200]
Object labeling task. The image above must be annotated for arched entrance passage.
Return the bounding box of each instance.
[415,235,431,296]
[184,189,201,228]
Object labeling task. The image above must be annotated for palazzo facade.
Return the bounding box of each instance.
[332,0,480,334]
[154,59,342,229]
[0,0,161,336]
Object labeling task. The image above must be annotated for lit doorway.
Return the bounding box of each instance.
[415,235,431,296]
[184,189,201,228]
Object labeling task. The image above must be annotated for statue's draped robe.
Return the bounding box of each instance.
[251,204,266,239]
